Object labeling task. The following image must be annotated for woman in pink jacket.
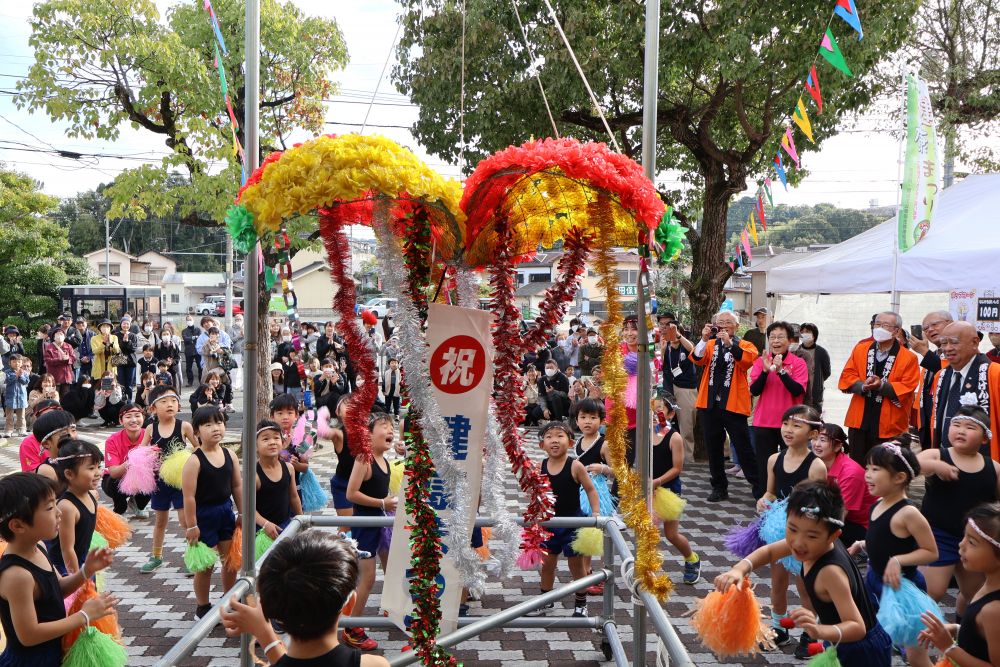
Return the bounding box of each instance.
[42,328,77,395]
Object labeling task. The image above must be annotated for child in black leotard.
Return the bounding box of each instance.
[254,420,302,540]
[47,440,104,577]
[848,439,937,667]
[343,413,396,652]
[756,404,827,645]
[528,422,599,619]
[328,395,356,520]
[572,399,610,597]
[0,472,116,667]
[269,393,310,505]
[919,503,1000,666]
[917,405,1000,617]
[717,480,892,666]
[651,396,701,584]
[181,406,243,620]
[220,530,389,667]
[29,409,77,488]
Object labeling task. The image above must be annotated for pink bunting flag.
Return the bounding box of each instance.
[780,127,800,168]
[805,65,823,113]
[741,230,753,261]
[728,260,736,272]
[834,0,863,40]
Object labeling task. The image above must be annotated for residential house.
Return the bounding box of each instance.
[83,248,176,286]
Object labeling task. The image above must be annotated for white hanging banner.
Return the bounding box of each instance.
[381,303,492,635]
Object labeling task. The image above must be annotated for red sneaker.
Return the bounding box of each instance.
[586,582,605,596]
[342,628,379,651]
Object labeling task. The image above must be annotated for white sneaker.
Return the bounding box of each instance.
[726,465,742,476]
[126,497,138,517]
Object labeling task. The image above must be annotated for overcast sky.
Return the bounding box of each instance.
[0,0,962,213]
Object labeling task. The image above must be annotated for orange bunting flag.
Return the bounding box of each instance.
[748,212,759,244]
[792,97,815,143]
[805,66,823,114]
[780,127,800,168]
[756,194,768,230]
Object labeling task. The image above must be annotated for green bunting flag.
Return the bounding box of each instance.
[819,28,853,77]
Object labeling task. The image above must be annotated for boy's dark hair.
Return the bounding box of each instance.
[781,404,823,427]
[572,398,606,421]
[368,412,394,431]
[258,529,359,640]
[54,439,104,481]
[156,359,169,368]
[321,357,336,367]
[820,424,850,454]
[269,393,299,415]
[787,480,846,534]
[192,405,227,431]
[147,384,179,407]
[765,321,795,339]
[31,409,76,444]
[866,437,920,482]
[966,503,1000,554]
[142,344,153,352]
[539,421,574,442]
[8,354,21,362]
[0,472,59,540]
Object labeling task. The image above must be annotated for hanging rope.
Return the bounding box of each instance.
[539,0,621,153]
[361,23,403,134]
[458,0,467,173]
[510,0,559,139]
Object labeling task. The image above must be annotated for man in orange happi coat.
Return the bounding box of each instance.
[839,311,921,465]
[929,321,1000,461]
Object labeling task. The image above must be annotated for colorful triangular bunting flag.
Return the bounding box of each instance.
[756,194,768,230]
[792,97,815,143]
[735,246,744,269]
[805,65,823,114]
[780,127,801,168]
[748,212,759,244]
[741,231,753,262]
[728,258,735,272]
[834,0,863,40]
[774,153,789,190]
[763,178,774,206]
[819,28,853,77]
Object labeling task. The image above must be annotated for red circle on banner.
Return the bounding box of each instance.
[429,335,487,394]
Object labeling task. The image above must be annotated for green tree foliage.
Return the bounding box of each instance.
[55,183,228,272]
[392,0,919,326]
[0,165,92,331]
[16,0,348,226]
[724,196,885,248]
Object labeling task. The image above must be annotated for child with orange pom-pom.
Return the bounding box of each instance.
[715,480,891,666]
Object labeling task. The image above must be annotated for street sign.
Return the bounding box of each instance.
[617,284,637,296]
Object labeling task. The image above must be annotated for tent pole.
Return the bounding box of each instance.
[890,70,906,312]
[239,1,260,666]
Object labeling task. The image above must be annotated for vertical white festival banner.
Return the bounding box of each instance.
[382,303,491,635]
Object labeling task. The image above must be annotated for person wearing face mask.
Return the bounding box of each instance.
[787,325,815,406]
[73,317,94,381]
[838,311,921,465]
[578,328,603,376]
[228,315,245,387]
[135,319,159,360]
[274,327,303,400]
[538,359,571,422]
[182,315,202,387]
[42,325,77,396]
[799,323,831,413]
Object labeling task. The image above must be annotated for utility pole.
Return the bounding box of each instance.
[105,217,111,285]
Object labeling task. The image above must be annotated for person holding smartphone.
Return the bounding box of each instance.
[90,318,121,380]
[94,372,124,426]
[906,311,954,448]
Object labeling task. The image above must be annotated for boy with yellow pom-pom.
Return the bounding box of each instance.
[527,422,599,619]
[651,395,701,584]
[139,384,198,574]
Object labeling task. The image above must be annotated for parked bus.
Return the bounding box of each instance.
[58,285,163,325]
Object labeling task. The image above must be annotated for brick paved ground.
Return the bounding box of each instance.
[0,398,948,666]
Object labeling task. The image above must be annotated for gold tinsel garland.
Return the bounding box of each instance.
[591,195,673,601]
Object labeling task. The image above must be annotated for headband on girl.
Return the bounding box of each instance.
[790,415,824,428]
[968,517,1000,550]
[880,442,916,478]
[798,506,845,527]
[50,452,96,464]
[256,425,282,437]
[950,414,993,440]
[41,426,74,443]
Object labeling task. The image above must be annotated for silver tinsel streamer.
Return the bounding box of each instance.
[454,266,520,577]
[371,211,483,593]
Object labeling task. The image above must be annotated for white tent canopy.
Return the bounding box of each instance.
[767,174,1000,294]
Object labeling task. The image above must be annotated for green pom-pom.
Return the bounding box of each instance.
[224,204,258,255]
[255,530,275,561]
[184,541,219,573]
[571,527,604,557]
[264,266,277,290]
[62,626,127,667]
[807,645,842,666]
[159,449,191,489]
[654,207,685,264]
[89,531,108,551]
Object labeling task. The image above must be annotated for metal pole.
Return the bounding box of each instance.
[225,235,234,329]
[890,70,905,312]
[239,1,260,666]
[105,217,110,285]
[635,0,660,664]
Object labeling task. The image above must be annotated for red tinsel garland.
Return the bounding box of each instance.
[318,209,377,463]
[490,220,555,560]
[520,225,591,353]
